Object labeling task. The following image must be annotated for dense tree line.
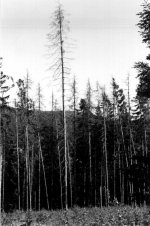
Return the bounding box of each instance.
[0,1,150,213]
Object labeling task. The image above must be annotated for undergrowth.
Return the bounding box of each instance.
[2,205,150,225]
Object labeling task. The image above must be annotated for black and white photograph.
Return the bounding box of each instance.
[1,0,150,225]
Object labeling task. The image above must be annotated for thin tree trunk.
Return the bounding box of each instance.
[38,142,41,211]
[38,133,49,210]
[26,73,30,212]
[113,95,116,200]
[83,167,86,207]
[59,9,68,209]
[119,118,128,204]
[34,191,36,210]
[67,141,72,207]
[56,120,63,209]
[100,186,102,208]
[89,131,92,205]
[0,108,2,226]
[15,103,20,210]
[100,161,103,208]
[26,125,29,211]
[51,92,54,210]
[29,145,34,210]
[121,156,124,204]
[29,157,31,210]
[73,78,77,206]
[2,133,5,213]
[103,106,109,206]
[113,148,116,200]
[22,167,26,210]
[64,112,68,209]
[94,149,96,206]
[118,142,122,202]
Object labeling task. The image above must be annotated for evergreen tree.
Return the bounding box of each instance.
[0,63,14,223]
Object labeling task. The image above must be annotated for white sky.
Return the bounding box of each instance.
[0,0,149,109]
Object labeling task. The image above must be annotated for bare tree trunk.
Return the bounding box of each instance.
[118,143,122,202]
[72,77,77,206]
[64,113,68,210]
[26,125,29,211]
[121,156,124,204]
[29,157,31,210]
[51,93,54,209]
[103,105,109,206]
[48,5,70,210]
[15,103,20,210]
[94,150,96,206]
[113,91,116,200]
[0,109,2,226]
[89,131,92,205]
[113,149,116,200]
[59,8,68,209]
[83,168,86,207]
[2,145,4,212]
[34,191,36,210]
[38,133,49,210]
[100,162,103,208]
[38,143,41,211]
[29,145,34,210]
[100,186,102,208]
[56,120,63,209]
[119,119,127,204]
[22,167,26,210]
[67,141,73,207]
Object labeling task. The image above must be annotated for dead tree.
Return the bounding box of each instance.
[47,4,71,209]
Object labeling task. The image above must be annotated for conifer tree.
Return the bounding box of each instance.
[0,59,14,224]
[48,4,70,209]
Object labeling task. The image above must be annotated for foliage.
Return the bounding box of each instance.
[2,0,150,215]
[137,0,150,48]
[2,206,150,225]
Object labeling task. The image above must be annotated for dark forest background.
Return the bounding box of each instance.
[1,1,150,212]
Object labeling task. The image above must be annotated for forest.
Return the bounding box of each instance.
[0,0,150,218]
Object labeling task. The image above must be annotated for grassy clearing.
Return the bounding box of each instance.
[2,205,150,225]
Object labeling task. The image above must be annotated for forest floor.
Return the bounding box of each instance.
[2,205,150,225]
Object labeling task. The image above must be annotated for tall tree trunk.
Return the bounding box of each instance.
[2,142,4,212]
[38,140,41,211]
[67,141,73,207]
[100,161,103,208]
[73,77,77,206]
[26,125,29,211]
[29,145,34,210]
[118,143,122,202]
[15,103,20,210]
[56,119,63,209]
[89,131,92,205]
[38,133,49,210]
[59,8,68,209]
[103,105,109,206]
[94,149,96,206]
[113,89,116,200]
[0,108,2,226]
[48,5,71,209]
[83,167,86,207]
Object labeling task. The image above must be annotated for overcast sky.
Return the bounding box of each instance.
[0,0,149,109]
